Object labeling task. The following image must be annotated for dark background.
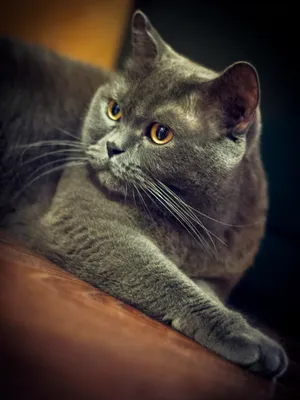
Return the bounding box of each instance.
[119,0,300,338]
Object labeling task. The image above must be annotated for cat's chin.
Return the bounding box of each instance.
[97,170,127,196]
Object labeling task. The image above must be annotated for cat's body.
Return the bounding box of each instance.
[0,11,287,378]
[0,36,109,219]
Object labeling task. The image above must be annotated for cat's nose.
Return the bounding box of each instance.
[106,141,125,158]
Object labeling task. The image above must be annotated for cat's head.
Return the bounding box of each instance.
[82,11,261,201]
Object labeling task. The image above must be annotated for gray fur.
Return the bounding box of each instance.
[0,11,287,378]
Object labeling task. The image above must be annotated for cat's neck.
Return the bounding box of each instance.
[132,146,266,250]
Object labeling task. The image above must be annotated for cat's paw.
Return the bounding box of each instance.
[203,320,288,379]
[229,329,288,379]
[173,312,288,379]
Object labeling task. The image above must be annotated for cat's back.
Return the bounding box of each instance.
[0,37,108,131]
[0,38,110,219]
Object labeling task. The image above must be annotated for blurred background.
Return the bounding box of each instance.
[0,0,299,345]
[0,0,132,69]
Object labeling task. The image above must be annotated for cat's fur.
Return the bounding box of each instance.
[0,11,287,378]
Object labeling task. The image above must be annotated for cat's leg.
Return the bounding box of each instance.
[43,223,287,379]
[192,276,242,302]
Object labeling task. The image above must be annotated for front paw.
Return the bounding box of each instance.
[232,329,288,379]
[172,312,288,379]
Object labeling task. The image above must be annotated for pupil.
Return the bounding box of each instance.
[156,125,167,140]
[112,102,120,116]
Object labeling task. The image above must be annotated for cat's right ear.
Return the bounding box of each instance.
[131,10,165,63]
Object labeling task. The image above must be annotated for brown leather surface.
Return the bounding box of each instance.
[0,234,275,399]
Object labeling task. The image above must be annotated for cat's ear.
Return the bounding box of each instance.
[209,62,260,131]
[131,10,165,63]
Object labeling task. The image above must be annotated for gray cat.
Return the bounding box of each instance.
[0,11,288,378]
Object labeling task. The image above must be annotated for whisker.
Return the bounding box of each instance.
[158,184,224,252]
[21,148,85,166]
[145,182,213,254]
[155,187,214,254]
[146,184,211,253]
[156,180,252,228]
[56,127,81,141]
[15,140,85,150]
[16,140,85,165]
[15,159,87,200]
[25,156,88,184]
[134,184,154,223]
[151,179,222,254]
[124,182,128,205]
[155,180,226,248]
[132,186,137,207]
[154,182,213,236]
[192,208,256,228]
[140,185,174,229]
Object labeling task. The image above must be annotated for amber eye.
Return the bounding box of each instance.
[150,123,173,145]
[107,100,122,121]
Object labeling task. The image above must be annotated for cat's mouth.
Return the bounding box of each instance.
[95,161,147,197]
[87,157,123,193]
[86,150,108,172]
[96,170,127,195]
[87,156,128,196]
[86,145,147,196]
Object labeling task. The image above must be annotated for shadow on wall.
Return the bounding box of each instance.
[118,0,300,337]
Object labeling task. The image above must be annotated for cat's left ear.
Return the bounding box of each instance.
[208,62,260,131]
[131,10,166,63]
